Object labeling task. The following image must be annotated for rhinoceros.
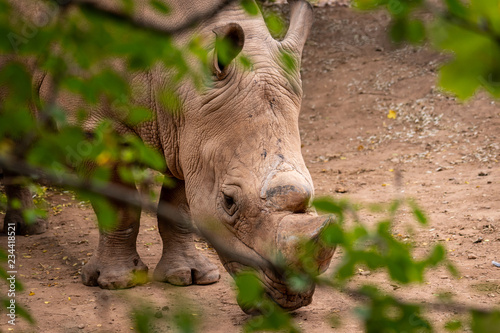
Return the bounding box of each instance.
[1,0,335,312]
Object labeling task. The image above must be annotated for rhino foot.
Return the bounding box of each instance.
[82,254,148,289]
[153,249,220,286]
[3,210,47,235]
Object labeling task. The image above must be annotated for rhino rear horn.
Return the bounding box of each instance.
[213,23,245,79]
[281,0,313,58]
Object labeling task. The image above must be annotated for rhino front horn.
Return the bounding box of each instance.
[276,213,335,274]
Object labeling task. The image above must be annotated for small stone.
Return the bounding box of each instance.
[440,276,449,279]
[468,254,477,259]
[154,311,163,319]
[78,324,85,329]
[335,187,347,193]
[161,306,170,312]
[360,270,371,276]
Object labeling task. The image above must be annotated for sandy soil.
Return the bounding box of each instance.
[2,4,500,333]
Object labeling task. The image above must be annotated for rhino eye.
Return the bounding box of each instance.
[222,193,237,216]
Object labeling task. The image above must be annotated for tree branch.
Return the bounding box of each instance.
[0,155,198,235]
[61,0,240,35]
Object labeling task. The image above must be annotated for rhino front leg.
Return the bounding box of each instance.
[2,171,47,235]
[154,181,220,285]
[81,174,148,289]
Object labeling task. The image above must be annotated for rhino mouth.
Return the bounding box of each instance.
[224,261,315,314]
[261,270,315,311]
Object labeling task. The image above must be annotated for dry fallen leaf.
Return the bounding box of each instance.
[387,109,397,119]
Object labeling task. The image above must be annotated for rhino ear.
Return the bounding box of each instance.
[212,23,245,79]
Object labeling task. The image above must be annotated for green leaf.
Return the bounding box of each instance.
[446,262,460,278]
[471,310,500,333]
[313,197,343,215]
[426,244,445,266]
[431,17,500,99]
[287,273,312,292]
[358,286,432,333]
[131,304,155,333]
[175,312,199,333]
[15,303,35,324]
[470,0,500,35]
[409,200,427,225]
[353,0,387,11]
[0,61,32,103]
[239,55,252,70]
[263,12,285,39]
[240,0,259,16]
[444,0,468,19]
[321,222,345,246]
[120,0,135,15]
[22,208,46,225]
[234,271,264,307]
[149,0,171,15]
[390,18,425,44]
[406,19,425,43]
[88,195,118,231]
[0,107,36,139]
[127,136,166,171]
[279,50,297,74]
[158,88,182,112]
[125,106,153,126]
[244,301,300,333]
[445,319,462,331]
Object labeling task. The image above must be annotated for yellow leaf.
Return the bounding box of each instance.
[68,297,71,301]
[387,110,397,119]
[29,291,35,296]
[96,151,112,166]
[44,301,50,304]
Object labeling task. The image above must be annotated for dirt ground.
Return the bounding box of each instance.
[2,4,500,333]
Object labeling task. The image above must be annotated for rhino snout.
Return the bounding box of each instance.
[263,171,312,213]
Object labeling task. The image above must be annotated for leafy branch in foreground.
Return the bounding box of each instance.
[353,0,500,99]
[229,196,499,332]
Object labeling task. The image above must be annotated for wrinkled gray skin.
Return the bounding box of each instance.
[1,0,335,312]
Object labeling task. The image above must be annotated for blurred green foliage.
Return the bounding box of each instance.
[354,0,500,99]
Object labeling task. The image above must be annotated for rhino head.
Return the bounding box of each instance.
[168,0,335,312]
